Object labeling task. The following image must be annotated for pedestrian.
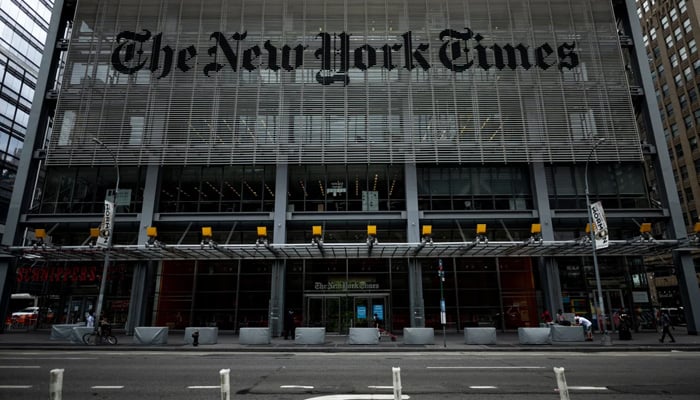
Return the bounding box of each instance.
[284,309,295,340]
[575,315,593,341]
[191,329,199,347]
[86,312,95,328]
[541,309,553,325]
[659,311,676,343]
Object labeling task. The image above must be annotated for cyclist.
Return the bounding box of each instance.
[98,315,112,339]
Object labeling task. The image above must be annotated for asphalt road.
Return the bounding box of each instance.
[1,349,699,399]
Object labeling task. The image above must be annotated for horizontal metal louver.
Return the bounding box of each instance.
[48,0,642,166]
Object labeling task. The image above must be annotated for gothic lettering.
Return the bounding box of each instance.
[110,28,581,84]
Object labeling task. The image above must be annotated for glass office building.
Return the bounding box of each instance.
[0,0,53,241]
[2,0,698,335]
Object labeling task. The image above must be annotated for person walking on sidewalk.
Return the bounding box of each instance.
[659,311,676,343]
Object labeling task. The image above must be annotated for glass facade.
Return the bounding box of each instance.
[0,0,53,238]
[8,0,692,336]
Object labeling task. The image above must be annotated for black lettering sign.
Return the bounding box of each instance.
[110,28,580,84]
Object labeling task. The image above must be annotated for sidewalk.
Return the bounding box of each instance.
[1,327,699,352]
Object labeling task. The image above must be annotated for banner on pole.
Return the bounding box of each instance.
[97,199,114,248]
[589,201,609,249]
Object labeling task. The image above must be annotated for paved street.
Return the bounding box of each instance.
[2,327,700,399]
[1,349,700,399]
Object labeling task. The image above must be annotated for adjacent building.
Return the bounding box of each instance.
[636,0,700,311]
[1,0,698,336]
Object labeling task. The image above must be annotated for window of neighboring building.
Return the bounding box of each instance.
[679,94,688,109]
[674,27,683,41]
[653,47,661,58]
[662,16,670,30]
[683,18,692,33]
[670,8,678,22]
[689,87,698,102]
[679,46,688,61]
[689,136,698,151]
[671,123,679,137]
[674,73,683,88]
[666,102,674,117]
[689,39,697,53]
[671,53,679,67]
[650,27,657,40]
[662,83,670,96]
[676,143,684,157]
[694,59,700,74]
[643,0,650,12]
[684,66,693,81]
[694,109,700,125]
[665,34,674,49]
[684,114,693,129]
[679,0,687,13]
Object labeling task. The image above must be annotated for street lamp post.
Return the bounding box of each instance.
[584,137,612,346]
[438,259,446,348]
[92,138,119,328]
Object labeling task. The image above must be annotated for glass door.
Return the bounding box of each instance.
[305,295,346,334]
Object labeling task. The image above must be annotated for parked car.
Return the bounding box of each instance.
[11,307,54,326]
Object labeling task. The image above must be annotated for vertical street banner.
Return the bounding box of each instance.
[589,201,610,249]
[97,199,114,248]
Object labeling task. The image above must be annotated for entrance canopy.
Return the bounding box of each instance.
[8,239,685,262]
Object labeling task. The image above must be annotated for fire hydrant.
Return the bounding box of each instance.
[192,330,199,347]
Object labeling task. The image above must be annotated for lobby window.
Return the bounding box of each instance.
[158,166,275,213]
[288,164,404,212]
[417,166,532,211]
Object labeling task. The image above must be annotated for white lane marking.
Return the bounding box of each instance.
[91,386,124,389]
[427,366,545,369]
[470,386,497,389]
[281,385,315,389]
[188,386,221,389]
[0,385,33,389]
[0,365,40,368]
[367,386,394,390]
[305,396,409,400]
[567,386,608,391]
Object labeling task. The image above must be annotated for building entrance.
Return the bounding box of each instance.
[305,293,389,334]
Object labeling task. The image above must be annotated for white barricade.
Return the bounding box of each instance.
[403,327,435,345]
[518,327,552,344]
[550,325,585,342]
[464,327,498,344]
[184,327,218,345]
[347,327,380,344]
[50,324,83,340]
[133,326,169,345]
[238,327,270,344]
[294,327,326,344]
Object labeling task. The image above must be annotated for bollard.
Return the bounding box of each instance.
[392,367,402,400]
[220,368,231,400]
[49,369,64,400]
[553,367,570,400]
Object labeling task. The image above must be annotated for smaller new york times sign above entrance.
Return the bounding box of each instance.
[314,281,380,290]
[111,28,579,86]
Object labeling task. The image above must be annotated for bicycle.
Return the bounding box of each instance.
[83,326,118,345]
